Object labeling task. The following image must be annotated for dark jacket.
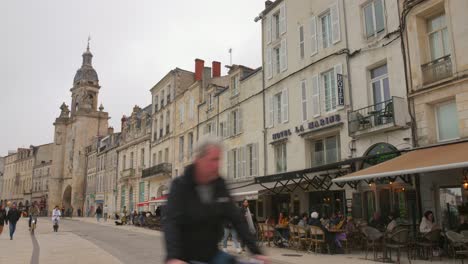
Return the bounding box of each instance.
[96,207,102,215]
[6,208,21,224]
[0,209,6,226]
[163,164,261,262]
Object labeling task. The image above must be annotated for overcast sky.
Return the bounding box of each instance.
[0,0,264,156]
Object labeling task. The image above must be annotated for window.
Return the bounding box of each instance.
[273,46,280,74]
[189,98,194,119]
[220,122,225,138]
[166,111,170,134]
[427,13,450,60]
[130,152,134,169]
[179,136,185,162]
[321,12,332,48]
[274,143,287,173]
[301,80,308,121]
[323,69,337,112]
[208,93,213,109]
[311,136,340,166]
[230,109,242,136]
[299,25,305,59]
[140,148,145,168]
[158,150,163,164]
[167,86,171,103]
[363,0,385,38]
[270,89,289,126]
[274,92,282,124]
[179,103,184,124]
[227,148,242,179]
[164,148,169,163]
[161,90,165,107]
[159,114,164,137]
[123,155,126,170]
[246,143,258,177]
[436,101,459,142]
[273,12,280,40]
[152,153,156,166]
[371,64,390,107]
[154,95,159,112]
[232,75,240,96]
[188,133,194,159]
[139,182,145,203]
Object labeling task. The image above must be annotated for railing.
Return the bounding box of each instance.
[142,163,172,179]
[421,55,452,85]
[348,97,402,134]
[120,168,135,179]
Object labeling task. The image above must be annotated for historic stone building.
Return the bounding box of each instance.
[49,44,109,214]
[31,143,53,215]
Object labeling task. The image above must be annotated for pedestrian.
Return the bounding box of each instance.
[103,205,108,221]
[61,206,65,218]
[6,203,21,240]
[52,205,61,232]
[77,208,82,217]
[28,204,40,230]
[96,206,102,222]
[222,222,242,253]
[0,204,6,235]
[240,199,257,251]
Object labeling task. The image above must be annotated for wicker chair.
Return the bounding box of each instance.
[288,225,299,249]
[309,226,330,254]
[362,226,384,260]
[416,229,442,261]
[385,228,411,264]
[296,225,311,250]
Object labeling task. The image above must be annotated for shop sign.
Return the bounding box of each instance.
[295,114,341,134]
[272,129,292,141]
[95,194,104,201]
[337,74,344,106]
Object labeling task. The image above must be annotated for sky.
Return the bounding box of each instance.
[0,0,265,156]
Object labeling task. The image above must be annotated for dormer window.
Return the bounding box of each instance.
[231,75,240,96]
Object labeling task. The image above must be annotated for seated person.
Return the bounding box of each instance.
[276,212,290,239]
[420,210,439,234]
[369,212,386,231]
[297,213,309,229]
[386,212,398,233]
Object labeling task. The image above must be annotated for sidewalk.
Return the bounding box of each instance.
[71,217,459,264]
[0,217,123,264]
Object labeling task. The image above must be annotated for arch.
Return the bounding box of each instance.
[129,187,134,212]
[157,185,169,197]
[361,143,399,169]
[63,185,72,210]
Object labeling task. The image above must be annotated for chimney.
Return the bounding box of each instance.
[108,127,114,135]
[265,0,273,8]
[195,59,205,81]
[212,61,221,77]
[121,115,127,131]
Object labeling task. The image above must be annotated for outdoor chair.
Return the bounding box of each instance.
[296,225,311,251]
[288,225,299,250]
[461,230,468,240]
[385,228,411,264]
[416,229,442,261]
[309,226,330,254]
[362,226,384,260]
[446,231,468,261]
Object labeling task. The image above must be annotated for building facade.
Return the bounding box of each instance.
[116,105,152,214]
[49,44,109,215]
[402,0,468,229]
[31,143,53,215]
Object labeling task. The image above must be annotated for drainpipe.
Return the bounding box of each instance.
[260,18,268,178]
[342,0,354,159]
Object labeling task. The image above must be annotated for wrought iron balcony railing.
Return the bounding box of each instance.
[421,55,452,85]
[142,163,172,179]
[348,96,406,136]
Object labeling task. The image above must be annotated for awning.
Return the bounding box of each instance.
[137,201,149,207]
[148,195,168,204]
[227,182,260,201]
[333,141,468,183]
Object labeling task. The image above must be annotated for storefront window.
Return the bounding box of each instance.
[364,191,376,222]
[439,187,463,230]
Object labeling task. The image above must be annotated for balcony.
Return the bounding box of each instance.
[142,163,172,180]
[348,97,407,137]
[120,168,135,181]
[421,55,452,85]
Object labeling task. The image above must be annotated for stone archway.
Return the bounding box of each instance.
[63,185,72,210]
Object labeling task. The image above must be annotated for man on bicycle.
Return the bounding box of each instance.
[28,204,39,230]
[164,138,268,264]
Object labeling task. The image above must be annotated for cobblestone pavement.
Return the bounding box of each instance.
[0,216,462,264]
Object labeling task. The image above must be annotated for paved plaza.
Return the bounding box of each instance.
[0,217,462,264]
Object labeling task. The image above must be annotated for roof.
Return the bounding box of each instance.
[333,141,468,183]
[259,0,283,17]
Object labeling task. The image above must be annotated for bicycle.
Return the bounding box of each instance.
[30,216,37,235]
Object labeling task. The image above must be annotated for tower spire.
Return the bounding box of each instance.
[87,35,91,52]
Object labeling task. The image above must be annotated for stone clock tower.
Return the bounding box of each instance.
[49,42,109,214]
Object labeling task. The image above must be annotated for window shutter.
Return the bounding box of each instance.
[331,2,341,44]
[212,122,217,136]
[241,147,246,178]
[311,74,320,117]
[222,121,228,138]
[268,95,274,127]
[266,47,272,79]
[235,149,241,179]
[189,98,194,119]
[334,64,343,107]
[266,15,272,44]
[282,88,289,123]
[227,113,232,137]
[301,80,308,122]
[280,39,287,72]
[238,109,243,133]
[227,150,233,179]
[310,16,317,55]
[279,3,286,35]
[253,143,258,176]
